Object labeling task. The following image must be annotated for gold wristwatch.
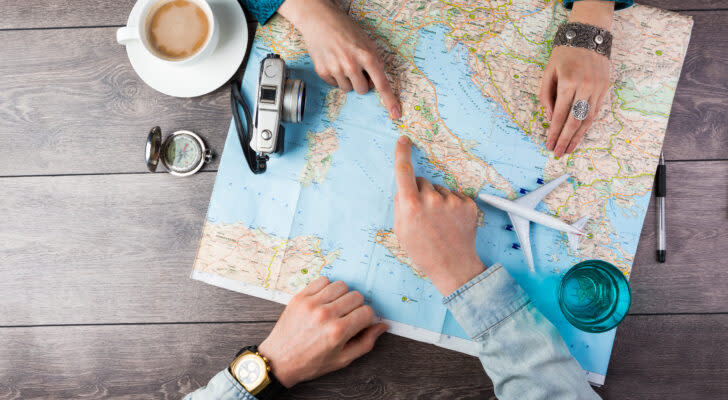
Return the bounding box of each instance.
[229,346,284,398]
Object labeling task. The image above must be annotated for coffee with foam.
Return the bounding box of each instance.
[147,0,210,60]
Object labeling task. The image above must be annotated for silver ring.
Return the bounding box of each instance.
[571,99,590,121]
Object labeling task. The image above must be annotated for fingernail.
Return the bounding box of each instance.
[546,107,552,120]
[390,105,401,119]
[398,135,409,144]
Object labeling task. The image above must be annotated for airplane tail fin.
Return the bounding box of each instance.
[566,216,589,252]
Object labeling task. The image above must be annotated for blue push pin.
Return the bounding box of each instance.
[511,243,521,250]
[519,188,528,194]
[505,224,513,231]
[537,178,545,185]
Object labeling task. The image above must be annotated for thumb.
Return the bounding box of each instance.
[340,322,388,363]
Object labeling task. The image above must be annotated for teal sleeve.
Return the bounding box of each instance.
[563,0,633,11]
[185,369,259,400]
[443,265,601,400]
[238,0,286,24]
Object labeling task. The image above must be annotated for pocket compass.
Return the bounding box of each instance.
[146,126,212,176]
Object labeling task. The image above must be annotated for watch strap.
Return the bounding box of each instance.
[231,345,285,400]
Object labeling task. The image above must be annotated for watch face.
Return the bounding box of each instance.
[234,353,266,390]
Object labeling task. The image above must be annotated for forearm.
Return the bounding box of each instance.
[569,0,614,30]
[277,0,343,36]
[563,0,633,13]
[444,265,599,400]
[569,0,615,29]
[185,369,258,400]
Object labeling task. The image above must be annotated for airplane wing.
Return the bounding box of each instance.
[508,212,535,271]
[513,174,570,210]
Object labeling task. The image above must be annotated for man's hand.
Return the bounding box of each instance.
[538,0,614,157]
[258,277,388,388]
[392,136,486,296]
[277,0,401,119]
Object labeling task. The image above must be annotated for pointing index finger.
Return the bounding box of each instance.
[394,136,417,197]
[363,56,401,119]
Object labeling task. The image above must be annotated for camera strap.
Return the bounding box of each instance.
[231,79,268,174]
[229,2,267,174]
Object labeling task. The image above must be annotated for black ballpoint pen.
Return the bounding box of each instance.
[656,152,666,263]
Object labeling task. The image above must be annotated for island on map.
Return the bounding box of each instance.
[194,222,340,294]
[374,230,425,279]
[300,126,339,186]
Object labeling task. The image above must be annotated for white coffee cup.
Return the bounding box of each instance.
[117,0,219,65]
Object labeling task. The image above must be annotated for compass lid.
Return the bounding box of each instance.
[146,126,162,172]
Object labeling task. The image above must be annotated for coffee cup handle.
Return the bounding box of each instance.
[116,26,139,45]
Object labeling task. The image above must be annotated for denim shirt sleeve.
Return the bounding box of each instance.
[443,265,600,400]
[563,0,634,11]
[238,0,285,24]
[185,369,259,400]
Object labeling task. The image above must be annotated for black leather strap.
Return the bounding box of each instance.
[232,345,285,399]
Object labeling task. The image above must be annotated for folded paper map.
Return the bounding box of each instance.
[192,0,692,384]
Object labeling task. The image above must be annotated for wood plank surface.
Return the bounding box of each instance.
[1,12,726,177]
[0,172,285,326]
[596,314,728,399]
[2,1,727,398]
[0,314,726,399]
[1,161,725,326]
[628,160,728,314]
[0,322,494,399]
[0,26,241,177]
[0,0,724,30]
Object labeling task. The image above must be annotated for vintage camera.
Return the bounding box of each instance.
[250,53,306,159]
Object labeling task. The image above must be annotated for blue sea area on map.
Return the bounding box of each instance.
[414,26,547,195]
[204,23,651,377]
[604,192,651,263]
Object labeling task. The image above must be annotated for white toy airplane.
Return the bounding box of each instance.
[477,174,588,271]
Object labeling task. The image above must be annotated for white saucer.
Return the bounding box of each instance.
[121,0,248,98]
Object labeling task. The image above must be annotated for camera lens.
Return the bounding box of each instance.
[282,79,305,123]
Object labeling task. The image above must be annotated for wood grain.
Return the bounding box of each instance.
[0,25,255,177]
[0,314,726,399]
[640,0,728,9]
[0,161,725,326]
[1,13,726,177]
[628,160,728,314]
[0,322,494,399]
[1,1,726,399]
[595,314,728,399]
[0,172,285,326]
[661,12,728,161]
[0,1,724,30]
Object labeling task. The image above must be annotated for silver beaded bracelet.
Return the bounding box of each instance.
[552,22,613,59]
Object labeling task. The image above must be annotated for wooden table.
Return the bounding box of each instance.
[1,1,726,398]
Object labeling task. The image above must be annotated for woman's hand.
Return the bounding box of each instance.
[278,0,401,119]
[539,0,615,157]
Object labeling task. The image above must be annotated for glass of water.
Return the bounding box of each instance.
[558,260,631,333]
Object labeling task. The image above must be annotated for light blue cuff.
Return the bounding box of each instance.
[185,369,258,400]
[443,264,530,340]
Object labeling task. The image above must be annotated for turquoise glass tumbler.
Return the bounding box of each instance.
[558,260,631,333]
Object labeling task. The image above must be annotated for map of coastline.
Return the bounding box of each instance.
[193,0,692,384]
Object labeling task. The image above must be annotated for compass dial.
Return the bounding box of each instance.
[164,133,203,173]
